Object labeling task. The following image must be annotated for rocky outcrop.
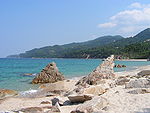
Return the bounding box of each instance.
[68,94,93,103]
[125,78,150,88]
[0,89,18,99]
[137,70,150,78]
[71,96,108,113]
[76,55,115,86]
[32,62,65,84]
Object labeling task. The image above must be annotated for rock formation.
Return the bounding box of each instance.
[0,89,18,99]
[76,55,115,86]
[32,62,65,84]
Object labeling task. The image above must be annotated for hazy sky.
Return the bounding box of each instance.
[1,0,150,57]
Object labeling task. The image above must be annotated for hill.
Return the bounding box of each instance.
[7,28,150,59]
[18,35,123,58]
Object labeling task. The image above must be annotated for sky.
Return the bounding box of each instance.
[0,0,150,57]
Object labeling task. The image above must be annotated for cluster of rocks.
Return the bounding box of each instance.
[17,55,115,113]
[115,69,150,95]
[32,62,65,84]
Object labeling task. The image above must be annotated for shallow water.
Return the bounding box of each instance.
[0,58,149,91]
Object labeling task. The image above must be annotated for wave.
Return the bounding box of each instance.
[19,89,39,98]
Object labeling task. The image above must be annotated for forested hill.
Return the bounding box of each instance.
[110,28,150,47]
[8,35,123,58]
[7,28,150,59]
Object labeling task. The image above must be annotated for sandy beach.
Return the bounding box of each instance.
[0,63,150,113]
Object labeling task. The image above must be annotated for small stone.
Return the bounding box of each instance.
[51,97,64,106]
[68,94,93,103]
[40,101,51,104]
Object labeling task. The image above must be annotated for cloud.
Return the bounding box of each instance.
[98,2,150,36]
[98,22,116,28]
[129,2,143,8]
[129,2,150,9]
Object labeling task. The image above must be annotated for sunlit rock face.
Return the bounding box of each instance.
[76,55,115,86]
[32,62,65,84]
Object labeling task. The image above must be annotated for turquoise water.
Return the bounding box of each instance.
[0,58,150,91]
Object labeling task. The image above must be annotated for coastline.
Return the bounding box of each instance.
[0,64,150,112]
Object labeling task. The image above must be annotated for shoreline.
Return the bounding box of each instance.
[4,57,149,61]
[0,64,150,112]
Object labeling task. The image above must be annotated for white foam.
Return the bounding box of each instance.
[19,89,38,97]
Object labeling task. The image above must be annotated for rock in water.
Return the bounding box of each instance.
[32,62,65,84]
[76,55,115,86]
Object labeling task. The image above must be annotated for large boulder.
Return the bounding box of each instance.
[83,85,106,96]
[76,55,115,86]
[71,96,108,113]
[0,89,18,99]
[32,62,65,84]
[125,78,150,88]
[137,70,150,78]
[68,94,93,103]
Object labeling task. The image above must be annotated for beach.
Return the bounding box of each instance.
[0,56,150,113]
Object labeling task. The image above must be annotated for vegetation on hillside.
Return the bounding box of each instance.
[7,28,150,59]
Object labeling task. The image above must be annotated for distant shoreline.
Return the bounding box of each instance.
[5,57,149,61]
[116,59,148,61]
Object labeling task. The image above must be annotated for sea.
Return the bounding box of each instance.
[0,58,150,92]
